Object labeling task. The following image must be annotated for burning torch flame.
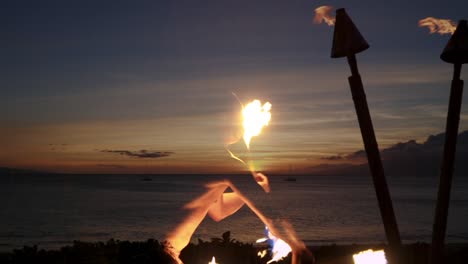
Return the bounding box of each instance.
[353,249,387,264]
[208,256,218,264]
[418,17,456,35]
[313,5,336,26]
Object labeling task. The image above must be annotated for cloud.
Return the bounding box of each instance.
[320,155,345,161]
[49,143,68,151]
[312,130,468,177]
[101,149,174,159]
[320,149,367,162]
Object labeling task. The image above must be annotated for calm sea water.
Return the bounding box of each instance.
[1,173,468,251]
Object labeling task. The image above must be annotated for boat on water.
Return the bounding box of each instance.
[284,177,297,182]
[141,177,152,181]
[285,165,297,182]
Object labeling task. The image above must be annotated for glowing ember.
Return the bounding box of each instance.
[353,249,387,264]
[208,256,218,264]
[242,99,271,149]
[419,17,456,35]
[313,5,336,26]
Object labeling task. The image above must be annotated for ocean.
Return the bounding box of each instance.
[1,173,468,251]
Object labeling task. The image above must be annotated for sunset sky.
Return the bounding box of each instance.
[1,0,467,174]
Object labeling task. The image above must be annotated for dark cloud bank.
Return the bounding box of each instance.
[101,150,173,159]
[311,130,468,178]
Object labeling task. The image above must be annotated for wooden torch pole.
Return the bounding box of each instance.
[431,19,467,264]
[346,54,402,263]
[330,8,402,263]
[431,63,464,264]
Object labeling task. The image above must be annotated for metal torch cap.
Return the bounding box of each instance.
[331,8,370,58]
[441,20,468,64]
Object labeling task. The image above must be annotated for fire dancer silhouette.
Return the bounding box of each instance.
[164,99,313,264]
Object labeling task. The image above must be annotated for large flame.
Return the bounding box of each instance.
[418,17,456,35]
[313,5,335,26]
[225,98,272,192]
[225,98,271,167]
[242,100,272,149]
[353,249,387,264]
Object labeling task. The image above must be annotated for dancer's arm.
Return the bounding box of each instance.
[208,192,245,222]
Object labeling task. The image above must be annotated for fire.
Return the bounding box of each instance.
[257,249,268,258]
[208,256,218,264]
[226,98,273,191]
[353,249,387,264]
[418,17,456,35]
[242,100,272,149]
[256,226,293,264]
[313,5,336,26]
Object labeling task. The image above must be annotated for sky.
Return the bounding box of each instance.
[1,0,467,174]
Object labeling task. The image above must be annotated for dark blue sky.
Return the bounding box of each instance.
[1,0,467,173]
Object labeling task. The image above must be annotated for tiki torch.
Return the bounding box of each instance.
[431,20,468,264]
[330,8,402,262]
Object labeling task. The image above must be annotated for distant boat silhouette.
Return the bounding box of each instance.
[284,176,297,182]
[285,164,297,182]
[141,177,152,181]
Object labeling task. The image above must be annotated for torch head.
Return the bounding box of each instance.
[331,8,370,58]
[441,20,468,64]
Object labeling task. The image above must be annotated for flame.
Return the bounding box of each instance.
[208,256,218,264]
[268,238,292,264]
[353,249,387,264]
[226,98,272,192]
[256,226,293,264]
[418,17,456,35]
[258,249,268,258]
[313,5,335,26]
[242,100,272,149]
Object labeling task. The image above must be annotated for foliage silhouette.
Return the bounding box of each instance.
[1,233,468,264]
